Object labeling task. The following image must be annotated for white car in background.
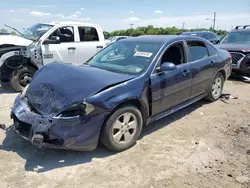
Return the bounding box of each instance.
[0,21,106,91]
[106,36,130,45]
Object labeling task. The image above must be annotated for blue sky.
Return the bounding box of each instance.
[0,0,249,31]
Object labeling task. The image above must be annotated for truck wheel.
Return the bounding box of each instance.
[10,66,36,92]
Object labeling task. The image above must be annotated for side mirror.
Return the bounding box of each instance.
[156,62,177,73]
[215,40,220,44]
[43,36,60,44]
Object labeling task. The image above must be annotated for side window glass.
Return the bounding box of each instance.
[78,27,99,42]
[207,44,218,56]
[201,33,208,39]
[209,33,215,39]
[50,26,74,43]
[187,41,209,61]
[161,43,185,66]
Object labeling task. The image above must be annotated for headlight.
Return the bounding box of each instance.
[61,102,95,117]
[21,84,29,97]
[84,102,95,115]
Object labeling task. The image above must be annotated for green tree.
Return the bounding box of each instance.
[0,28,8,33]
[10,31,17,35]
[105,26,228,38]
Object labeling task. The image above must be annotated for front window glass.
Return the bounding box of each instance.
[86,41,163,75]
[22,23,53,41]
[221,32,250,44]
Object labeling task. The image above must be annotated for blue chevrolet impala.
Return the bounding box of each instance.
[11,35,232,151]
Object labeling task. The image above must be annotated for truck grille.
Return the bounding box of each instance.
[230,52,245,65]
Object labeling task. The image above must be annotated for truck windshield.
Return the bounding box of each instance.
[221,32,250,44]
[86,41,162,75]
[22,23,53,41]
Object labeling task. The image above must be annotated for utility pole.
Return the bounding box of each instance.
[213,12,216,30]
[182,22,185,30]
[130,23,134,29]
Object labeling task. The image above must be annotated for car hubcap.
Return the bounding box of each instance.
[212,77,222,98]
[19,73,32,87]
[112,112,137,144]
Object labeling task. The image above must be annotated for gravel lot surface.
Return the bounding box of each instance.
[0,79,249,188]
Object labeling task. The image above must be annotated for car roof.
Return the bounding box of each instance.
[41,21,100,28]
[124,35,206,43]
[181,31,215,34]
[230,28,250,33]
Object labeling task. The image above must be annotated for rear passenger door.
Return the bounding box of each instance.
[75,26,104,65]
[185,41,215,99]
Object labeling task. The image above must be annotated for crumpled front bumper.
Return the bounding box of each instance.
[11,96,108,151]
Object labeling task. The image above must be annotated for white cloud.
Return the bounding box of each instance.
[138,13,250,30]
[30,11,51,16]
[67,13,79,19]
[81,8,86,11]
[55,14,65,19]
[124,17,141,22]
[154,10,164,14]
[129,11,134,14]
[34,5,56,8]
[9,10,14,13]
[75,11,81,15]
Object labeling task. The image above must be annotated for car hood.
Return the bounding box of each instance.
[216,43,250,52]
[26,62,136,116]
[0,35,32,46]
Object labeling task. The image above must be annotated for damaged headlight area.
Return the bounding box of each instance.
[58,102,95,117]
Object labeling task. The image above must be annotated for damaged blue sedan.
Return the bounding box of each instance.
[11,35,232,152]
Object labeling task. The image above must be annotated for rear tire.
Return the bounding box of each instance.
[206,72,224,101]
[100,105,143,152]
[10,66,36,92]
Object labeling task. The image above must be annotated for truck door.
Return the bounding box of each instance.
[41,26,78,65]
[75,26,105,65]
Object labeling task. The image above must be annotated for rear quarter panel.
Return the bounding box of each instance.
[217,49,232,79]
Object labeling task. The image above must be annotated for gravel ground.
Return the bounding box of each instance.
[0,79,249,188]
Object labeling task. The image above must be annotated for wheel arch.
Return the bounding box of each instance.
[216,69,226,82]
[0,56,39,81]
[103,98,149,129]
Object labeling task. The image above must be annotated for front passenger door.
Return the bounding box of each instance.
[41,26,78,65]
[150,42,192,116]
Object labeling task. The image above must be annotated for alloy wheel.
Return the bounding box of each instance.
[212,77,222,99]
[112,112,138,144]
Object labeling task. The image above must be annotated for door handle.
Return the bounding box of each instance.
[182,70,190,77]
[96,45,103,49]
[68,47,76,50]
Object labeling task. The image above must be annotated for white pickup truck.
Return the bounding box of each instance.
[0,21,106,91]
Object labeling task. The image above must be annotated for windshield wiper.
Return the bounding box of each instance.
[4,24,27,39]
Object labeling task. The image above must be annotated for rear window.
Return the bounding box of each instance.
[78,26,99,42]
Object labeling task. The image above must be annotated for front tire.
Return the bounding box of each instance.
[206,72,224,101]
[100,105,143,152]
[10,66,36,92]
